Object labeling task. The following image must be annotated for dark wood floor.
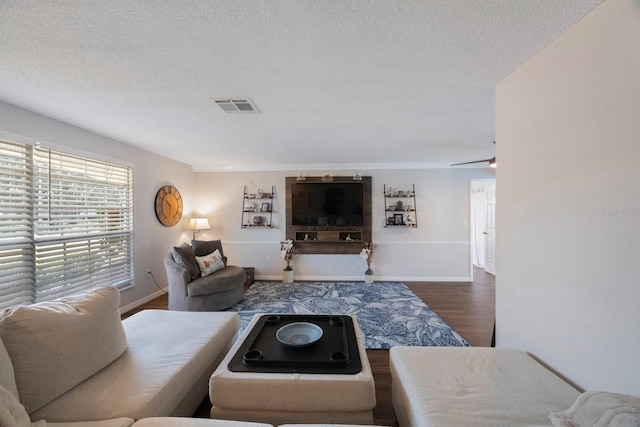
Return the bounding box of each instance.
[123,267,495,425]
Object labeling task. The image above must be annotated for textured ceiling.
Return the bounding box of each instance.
[0,1,603,171]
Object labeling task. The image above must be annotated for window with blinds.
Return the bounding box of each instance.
[0,139,133,310]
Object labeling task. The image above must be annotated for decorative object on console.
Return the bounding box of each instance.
[154,185,183,226]
[360,241,375,283]
[187,216,210,240]
[280,239,299,283]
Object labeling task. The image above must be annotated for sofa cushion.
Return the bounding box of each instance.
[196,249,225,277]
[133,418,272,426]
[46,419,135,427]
[0,286,127,414]
[192,240,227,265]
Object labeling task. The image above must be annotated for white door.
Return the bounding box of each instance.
[484,183,496,275]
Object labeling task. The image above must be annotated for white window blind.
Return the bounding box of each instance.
[0,139,133,309]
[0,141,34,308]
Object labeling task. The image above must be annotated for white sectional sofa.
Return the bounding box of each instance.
[390,346,640,426]
[390,347,580,427]
[0,286,240,424]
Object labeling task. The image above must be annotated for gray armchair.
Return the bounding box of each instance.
[164,240,246,311]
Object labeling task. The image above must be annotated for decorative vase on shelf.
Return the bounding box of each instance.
[283,268,294,284]
[364,268,374,283]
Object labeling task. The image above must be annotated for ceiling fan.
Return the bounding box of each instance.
[450,141,496,168]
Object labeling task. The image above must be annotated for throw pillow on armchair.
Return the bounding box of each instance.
[172,243,200,280]
[195,249,225,277]
[191,239,228,265]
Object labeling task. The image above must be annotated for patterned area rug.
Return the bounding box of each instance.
[226,281,469,349]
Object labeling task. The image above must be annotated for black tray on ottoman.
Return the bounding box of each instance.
[227,314,362,374]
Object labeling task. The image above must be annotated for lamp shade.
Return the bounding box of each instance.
[188,217,210,231]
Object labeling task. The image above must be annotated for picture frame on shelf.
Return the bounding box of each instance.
[261,202,271,212]
[394,213,404,225]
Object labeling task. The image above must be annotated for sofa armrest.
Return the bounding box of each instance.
[164,253,191,295]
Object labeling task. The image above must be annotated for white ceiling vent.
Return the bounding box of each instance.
[213,98,259,113]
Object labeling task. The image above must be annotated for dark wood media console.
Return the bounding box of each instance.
[285,176,372,254]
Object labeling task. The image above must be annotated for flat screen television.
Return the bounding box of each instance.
[291,182,364,226]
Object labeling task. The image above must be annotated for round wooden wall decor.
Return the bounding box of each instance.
[154,185,183,226]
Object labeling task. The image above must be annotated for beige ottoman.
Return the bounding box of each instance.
[209,315,376,425]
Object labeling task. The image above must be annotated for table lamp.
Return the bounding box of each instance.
[188,217,210,240]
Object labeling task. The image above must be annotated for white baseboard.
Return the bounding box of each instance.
[119,288,167,315]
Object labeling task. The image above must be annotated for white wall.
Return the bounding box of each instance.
[496,0,640,395]
[0,101,195,311]
[194,168,494,281]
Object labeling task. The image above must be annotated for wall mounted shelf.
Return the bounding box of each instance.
[383,184,417,228]
[242,185,275,228]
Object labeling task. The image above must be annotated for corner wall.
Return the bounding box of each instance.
[496,0,640,394]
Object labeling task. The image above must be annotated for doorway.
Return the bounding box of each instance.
[470,179,496,277]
